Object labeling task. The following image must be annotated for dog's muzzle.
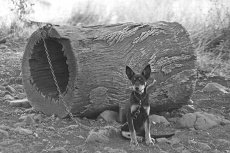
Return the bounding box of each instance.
[134,85,145,94]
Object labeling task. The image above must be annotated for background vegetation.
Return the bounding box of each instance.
[1,0,230,79]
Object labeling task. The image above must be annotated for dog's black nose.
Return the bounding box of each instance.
[135,87,139,90]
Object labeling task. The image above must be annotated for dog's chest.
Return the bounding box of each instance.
[130,91,150,119]
[131,92,149,106]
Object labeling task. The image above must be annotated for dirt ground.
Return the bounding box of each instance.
[0,38,230,153]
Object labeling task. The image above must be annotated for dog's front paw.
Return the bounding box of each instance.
[130,139,139,146]
[146,138,155,146]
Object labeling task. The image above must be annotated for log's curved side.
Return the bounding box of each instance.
[68,22,196,117]
[22,22,196,118]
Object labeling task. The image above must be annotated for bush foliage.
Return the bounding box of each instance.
[2,0,230,78]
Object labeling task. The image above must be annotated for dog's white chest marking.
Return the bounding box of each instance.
[130,104,139,113]
[143,106,150,115]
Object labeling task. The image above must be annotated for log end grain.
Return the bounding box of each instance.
[22,25,77,118]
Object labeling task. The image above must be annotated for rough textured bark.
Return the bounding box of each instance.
[22,22,196,118]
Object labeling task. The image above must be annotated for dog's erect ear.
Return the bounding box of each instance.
[126,66,135,80]
[141,64,151,80]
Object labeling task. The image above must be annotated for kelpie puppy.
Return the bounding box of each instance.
[121,64,174,146]
[122,64,153,146]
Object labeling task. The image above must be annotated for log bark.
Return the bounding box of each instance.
[22,22,196,118]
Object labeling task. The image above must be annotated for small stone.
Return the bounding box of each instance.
[217,139,230,145]
[76,135,85,139]
[0,90,4,97]
[47,126,55,131]
[0,139,15,146]
[196,142,211,151]
[14,122,26,127]
[194,114,217,130]
[4,91,11,96]
[0,125,12,131]
[188,139,196,144]
[176,113,196,128]
[64,140,70,144]
[0,129,9,137]
[14,84,24,90]
[0,44,7,49]
[0,109,5,115]
[159,150,169,153]
[202,82,229,93]
[212,149,222,153]
[182,149,191,153]
[5,85,16,93]
[33,114,43,123]
[85,126,119,143]
[98,110,119,123]
[19,114,31,120]
[65,124,79,130]
[16,93,27,99]
[24,107,37,114]
[86,130,109,143]
[0,37,6,43]
[19,114,35,125]
[35,128,44,135]
[14,108,24,114]
[4,143,24,153]
[182,104,195,112]
[0,85,5,91]
[174,146,184,152]
[176,112,230,130]
[194,112,229,130]
[220,118,230,125]
[104,147,127,153]
[55,117,60,121]
[9,98,31,108]
[14,127,33,135]
[41,147,68,153]
[156,138,170,143]
[169,137,181,145]
[167,117,178,123]
[149,114,170,126]
[4,94,15,100]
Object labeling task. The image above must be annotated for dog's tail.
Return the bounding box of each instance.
[121,123,175,140]
[151,133,175,139]
[121,131,175,140]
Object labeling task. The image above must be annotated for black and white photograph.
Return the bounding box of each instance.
[0,0,230,152]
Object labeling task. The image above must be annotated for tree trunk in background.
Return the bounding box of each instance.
[22,22,196,118]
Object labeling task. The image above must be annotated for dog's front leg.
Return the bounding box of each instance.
[144,106,155,146]
[127,105,139,146]
[127,117,138,146]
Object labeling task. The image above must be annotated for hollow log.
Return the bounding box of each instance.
[22,22,196,118]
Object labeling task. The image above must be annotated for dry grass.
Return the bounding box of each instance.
[0,20,36,41]
[1,0,230,78]
[191,21,230,78]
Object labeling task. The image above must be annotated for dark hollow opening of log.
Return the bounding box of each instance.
[29,37,69,100]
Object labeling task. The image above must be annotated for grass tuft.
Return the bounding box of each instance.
[1,0,230,79]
